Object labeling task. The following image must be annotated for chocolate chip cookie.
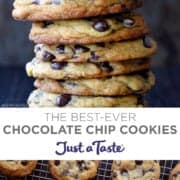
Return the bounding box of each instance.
[34,36,157,63]
[34,71,155,96]
[0,160,37,177]
[13,0,142,21]
[26,58,151,80]
[28,89,145,107]
[111,160,160,180]
[49,160,99,180]
[29,13,148,45]
[169,163,180,180]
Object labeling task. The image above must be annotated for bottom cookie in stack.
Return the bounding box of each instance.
[27,71,155,107]
[28,90,144,107]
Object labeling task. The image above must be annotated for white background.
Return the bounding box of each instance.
[0,108,179,160]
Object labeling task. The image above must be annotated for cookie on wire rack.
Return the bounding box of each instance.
[111,160,160,180]
[169,163,180,180]
[0,160,37,177]
[49,160,99,180]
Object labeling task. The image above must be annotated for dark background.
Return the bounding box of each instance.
[0,0,180,67]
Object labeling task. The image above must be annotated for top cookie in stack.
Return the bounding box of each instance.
[13,0,143,21]
[13,0,157,108]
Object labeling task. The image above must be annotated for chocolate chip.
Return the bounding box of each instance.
[77,161,86,171]
[139,71,149,79]
[77,160,84,164]
[51,62,67,70]
[137,96,144,105]
[135,160,143,165]
[74,45,90,54]
[56,94,71,107]
[21,161,28,166]
[121,169,128,176]
[56,45,65,54]
[42,21,53,28]
[42,51,55,62]
[123,18,135,28]
[92,20,109,32]
[89,51,99,62]
[99,62,113,72]
[52,0,60,4]
[173,172,180,177]
[54,160,60,166]
[96,43,105,47]
[33,0,40,4]
[143,168,155,176]
[143,36,152,48]
[62,169,69,176]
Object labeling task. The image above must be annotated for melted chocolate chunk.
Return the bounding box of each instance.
[33,0,40,4]
[148,168,155,172]
[42,21,53,28]
[56,45,65,54]
[42,51,55,62]
[58,79,66,83]
[51,62,67,70]
[114,15,124,23]
[77,161,87,171]
[92,20,110,32]
[67,82,77,87]
[62,169,69,176]
[137,96,144,105]
[121,169,128,176]
[54,160,60,166]
[21,161,28,166]
[173,172,180,177]
[143,168,154,176]
[77,160,84,164]
[89,51,100,62]
[96,43,105,47]
[56,94,71,107]
[135,160,143,165]
[99,62,113,72]
[74,174,79,179]
[112,171,118,177]
[74,45,90,54]
[52,0,61,4]
[143,36,152,48]
[138,71,149,79]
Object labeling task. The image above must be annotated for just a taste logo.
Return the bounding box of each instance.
[55,140,125,156]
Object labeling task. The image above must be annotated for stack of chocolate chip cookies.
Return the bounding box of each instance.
[13,0,157,107]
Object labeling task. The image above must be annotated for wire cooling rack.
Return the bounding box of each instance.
[0,160,179,180]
